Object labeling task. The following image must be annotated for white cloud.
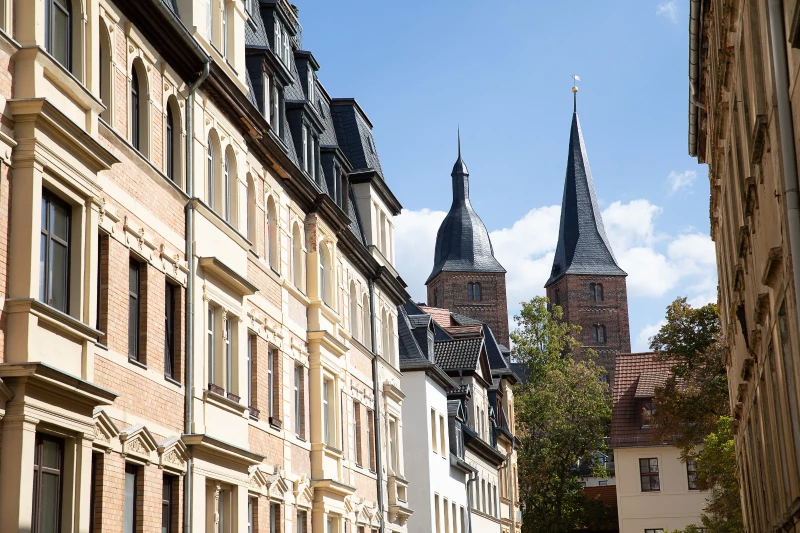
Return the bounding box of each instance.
[656,0,678,22]
[394,199,717,336]
[667,170,697,193]
[635,320,666,352]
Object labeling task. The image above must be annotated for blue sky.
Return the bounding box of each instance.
[300,0,715,351]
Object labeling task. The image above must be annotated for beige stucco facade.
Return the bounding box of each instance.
[614,446,706,533]
[0,1,411,533]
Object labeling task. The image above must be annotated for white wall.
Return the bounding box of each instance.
[615,446,707,533]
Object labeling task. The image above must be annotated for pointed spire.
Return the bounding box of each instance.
[452,128,469,177]
[458,126,462,159]
[545,102,626,287]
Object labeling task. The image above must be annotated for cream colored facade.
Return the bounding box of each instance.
[689,0,800,530]
[614,447,705,533]
[0,1,411,533]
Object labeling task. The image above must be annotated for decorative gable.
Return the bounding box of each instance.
[266,473,290,501]
[158,436,188,474]
[294,478,312,509]
[248,467,270,496]
[93,410,119,451]
[119,424,158,465]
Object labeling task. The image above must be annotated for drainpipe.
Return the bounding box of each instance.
[368,278,386,532]
[184,59,211,533]
[768,0,800,475]
[688,0,702,156]
[466,470,477,533]
[508,439,516,533]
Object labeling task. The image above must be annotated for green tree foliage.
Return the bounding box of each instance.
[513,297,612,533]
[650,298,741,533]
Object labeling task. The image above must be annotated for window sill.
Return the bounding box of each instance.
[204,388,247,416]
[6,298,102,343]
[164,375,182,388]
[269,417,283,430]
[128,357,147,370]
[283,279,310,305]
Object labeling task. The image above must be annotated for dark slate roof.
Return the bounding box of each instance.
[451,312,483,326]
[482,324,511,371]
[546,110,626,287]
[427,142,505,283]
[510,362,530,384]
[318,93,339,146]
[347,186,366,244]
[403,301,453,341]
[245,7,269,47]
[330,100,383,176]
[244,70,258,108]
[435,338,484,371]
[398,306,426,363]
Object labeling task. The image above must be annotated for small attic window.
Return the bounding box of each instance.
[367,134,376,154]
[318,100,325,118]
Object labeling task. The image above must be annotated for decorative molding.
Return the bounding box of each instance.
[158,436,188,473]
[119,424,158,465]
[93,410,119,451]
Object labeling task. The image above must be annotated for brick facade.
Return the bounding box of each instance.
[427,271,510,347]
[546,274,631,385]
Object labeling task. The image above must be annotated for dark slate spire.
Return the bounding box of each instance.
[427,134,505,284]
[546,107,626,287]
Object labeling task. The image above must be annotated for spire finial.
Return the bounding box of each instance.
[458,126,461,159]
[572,74,580,113]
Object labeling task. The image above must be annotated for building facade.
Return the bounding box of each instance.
[544,98,631,388]
[688,0,800,530]
[0,1,412,533]
[611,353,707,533]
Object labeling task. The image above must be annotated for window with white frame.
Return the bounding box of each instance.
[323,378,333,446]
[224,314,233,393]
[388,416,398,473]
[268,346,275,418]
[207,306,216,388]
[430,409,437,453]
[439,414,446,456]
[263,72,271,120]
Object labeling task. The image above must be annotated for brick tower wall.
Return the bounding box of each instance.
[546,274,631,386]
[427,271,510,347]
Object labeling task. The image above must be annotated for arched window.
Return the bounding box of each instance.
[319,247,327,304]
[207,134,216,209]
[223,154,231,222]
[166,104,175,181]
[246,175,256,242]
[596,283,604,302]
[362,294,371,347]
[131,67,140,150]
[554,288,561,306]
[46,0,72,71]
[266,196,279,271]
[381,309,389,356]
[387,317,395,366]
[593,325,607,344]
[433,288,439,307]
[474,283,481,301]
[223,147,238,227]
[468,283,473,301]
[222,0,229,59]
[590,283,596,302]
[99,21,112,122]
[349,281,359,340]
[379,212,387,254]
[292,223,304,292]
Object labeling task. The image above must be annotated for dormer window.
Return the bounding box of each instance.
[367,134,377,154]
[307,70,315,104]
[274,20,291,66]
[262,72,271,121]
[427,331,434,360]
[640,399,655,428]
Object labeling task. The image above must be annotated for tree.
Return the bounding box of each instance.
[513,297,612,533]
[650,298,741,533]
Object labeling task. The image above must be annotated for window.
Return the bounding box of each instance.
[294,365,304,438]
[443,497,449,533]
[349,281,359,340]
[644,530,664,533]
[389,417,399,473]
[124,464,138,533]
[307,70,314,104]
[222,2,228,59]
[362,294,371,347]
[431,409,437,453]
[46,0,71,70]
[207,307,215,388]
[641,399,655,427]
[224,154,231,222]
[367,408,376,470]
[262,72,271,119]
[467,282,482,301]
[266,196,279,271]
[319,248,326,304]
[460,506,465,533]
[434,494,441,533]
[224,315,233,393]
[162,476,175,533]
[292,223,305,292]
[246,335,254,410]
[297,511,307,533]
[32,434,64,533]
[687,458,698,490]
[165,282,177,379]
[166,104,175,181]
[247,497,254,533]
[599,479,608,486]
[640,458,660,492]
[439,414,446,456]
[270,503,280,533]
[353,401,362,465]
[131,66,141,151]
[592,325,606,344]
[207,135,216,209]
[323,379,333,445]
[40,189,71,313]
[272,86,283,138]
[268,348,279,420]
[596,283,603,301]
[433,288,439,307]
[452,502,458,533]
[302,126,308,173]
[99,23,112,122]
[128,259,141,361]
[554,288,560,306]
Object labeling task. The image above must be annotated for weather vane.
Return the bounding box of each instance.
[572,74,580,111]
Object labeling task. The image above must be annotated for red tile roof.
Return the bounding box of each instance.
[583,485,618,507]
[419,306,455,329]
[610,352,676,448]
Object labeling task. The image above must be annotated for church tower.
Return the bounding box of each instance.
[426,136,510,347]
[545,93,631,385]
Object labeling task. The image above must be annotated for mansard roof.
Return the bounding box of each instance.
[427,140,505,283]
[546,109,626,287]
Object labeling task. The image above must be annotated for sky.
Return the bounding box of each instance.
[299,0,715,352]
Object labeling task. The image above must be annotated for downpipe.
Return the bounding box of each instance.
[466,470,477,533]
[183,59,210,533]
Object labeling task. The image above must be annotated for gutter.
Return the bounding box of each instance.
[368,279,386,532]
[768,0,800,473]
[688,0,703,156]
[466,470,478,533]
[184,59,211,533]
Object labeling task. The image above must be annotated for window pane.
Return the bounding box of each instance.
[42,439,60,469]
[52,8,69,68]
[124,466,136,533]
[52,200,69,241]
[50,241,68,312]
[39,472,60,533]
[39,234,47,302]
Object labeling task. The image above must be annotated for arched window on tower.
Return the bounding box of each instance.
[468,282,482,302]
[590,282,604,302]
[468,283,473,301]
[554,288,561,306]
[592,325,607,344]
[433,288,439,307]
